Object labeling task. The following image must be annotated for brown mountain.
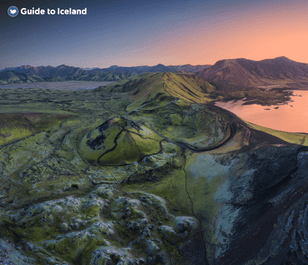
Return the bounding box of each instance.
[171,64,211,73]
[198,56,308,90]
[26,65,57,78]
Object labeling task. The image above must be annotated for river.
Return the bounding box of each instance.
[215,90,308,133]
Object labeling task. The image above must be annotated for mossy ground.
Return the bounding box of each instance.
[0,113,73,146]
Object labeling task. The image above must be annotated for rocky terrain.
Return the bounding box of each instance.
[1,72,308,264]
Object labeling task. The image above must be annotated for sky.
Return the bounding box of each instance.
[1,0,308,69]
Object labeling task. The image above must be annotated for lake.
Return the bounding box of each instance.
[0,81,116,90]
[215,90,308,133]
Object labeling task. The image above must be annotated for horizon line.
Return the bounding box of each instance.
[2,56,308,70]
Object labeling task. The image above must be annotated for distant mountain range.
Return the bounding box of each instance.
[2,57,308,89]
[0,64,211,85]
[197,56,308,90]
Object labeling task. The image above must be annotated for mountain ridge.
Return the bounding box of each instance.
[3,57,308,89]
[197,56,308,90]
[0,64,211,84]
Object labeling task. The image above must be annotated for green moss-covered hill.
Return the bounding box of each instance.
[79,117,163,166]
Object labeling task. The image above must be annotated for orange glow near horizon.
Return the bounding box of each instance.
[97,1,308,67]
[2,1,307,68]
[72,1,308,68]
[181,1,308,65]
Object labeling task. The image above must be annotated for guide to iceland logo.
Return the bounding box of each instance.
[8,6,19,17]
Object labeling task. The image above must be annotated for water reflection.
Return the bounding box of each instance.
[215,90,308,133]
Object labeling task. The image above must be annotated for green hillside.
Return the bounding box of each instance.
[97,72,220,114]
[0,70,44,84]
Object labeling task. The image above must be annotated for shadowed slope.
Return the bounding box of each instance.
[0,70,43,84]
